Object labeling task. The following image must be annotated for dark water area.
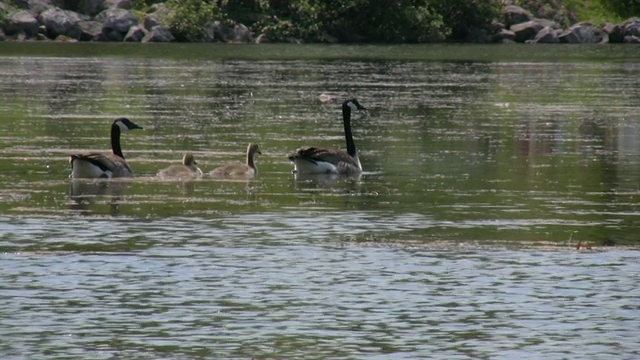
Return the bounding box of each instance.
[0,43,639,359]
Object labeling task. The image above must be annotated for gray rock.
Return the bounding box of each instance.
[26,0,55,16]
[603,22,624,43]
[141,25,174,42]
[559,23,604,43]
[0,28,5,41]
[95,8,138,41]
[77,0,130,16]
[491,29,516,43]
[77,20,103,40]
[4,10,40,37]
[533,26,558,43]
[623,35,640,43]
[38,7,83,39]
[105,0,132,10]
[123,25,146,42]
[504,5,533,28]
[622,18,640,37]
[77,0,104,16]
[510,20,544,43]
[143,3,170,30]
[203,21,253,43]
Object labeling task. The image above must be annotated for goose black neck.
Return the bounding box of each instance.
[111,122,124,158]
[343,107,356,157]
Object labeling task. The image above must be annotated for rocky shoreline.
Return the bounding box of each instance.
[0,0,639,44]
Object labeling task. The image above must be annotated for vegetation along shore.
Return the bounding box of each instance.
[0,0,639,44]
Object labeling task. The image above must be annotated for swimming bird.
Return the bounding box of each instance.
[69,117,143,179]
[157,152,203,179]
[288,98,366,175]
[210,143,262,178]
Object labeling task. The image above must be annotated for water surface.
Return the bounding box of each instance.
[0,43,639,359]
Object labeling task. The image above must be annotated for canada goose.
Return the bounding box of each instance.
[210,143,262,178]
[157,152,203,179]
[69,117,143,179]
[288,98,366,175]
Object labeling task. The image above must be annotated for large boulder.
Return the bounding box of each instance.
[38,7,84,39]
[510,20,544,43]
[603,22,624,43]
[203,21,253,43]
[77,0,131,16]
[123,25,146,42]
[24,0,55,16]
[142,25,174,42]
[622,18,640,37]
[77,19,103,40]
[95,7,138,41]
[559,23,604,43]
[504,5,533,28]
[623,35,640,43]
[143,3,170,30]
[532,26,558,43]
[3,10,40,37]
[491,28,516,43]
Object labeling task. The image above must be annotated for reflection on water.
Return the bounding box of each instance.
[1,44,640,359]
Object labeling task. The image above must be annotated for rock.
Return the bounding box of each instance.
[559,23,604,43]
[143,3,170,30]
[622,18,640,37]
[504,5,533,28]
[105,0,132,10]
[533,26,558,43]
[491,28,516,43]
[603,22,624,43]
[141,25,174,42]
[38,7,83,39]
[77,0,131,16]
[510,20,544,43]
[77,0,104,16]
[55,34,78,42]
[123,25,146,42]
[232,23,253,43]
[26,0,55,16]
[203,21,253,43]
[0,28,6,41]
[77,20,103,40]
[95,8,138,41]
[623,35,640,43]
[4,10,40,37]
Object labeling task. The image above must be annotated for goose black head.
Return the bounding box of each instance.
[114,117,143,132]
[343,98,367,113]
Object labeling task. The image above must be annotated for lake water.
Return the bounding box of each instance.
[0,43,639,359]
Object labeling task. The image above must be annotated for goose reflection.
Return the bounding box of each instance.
[69,179,127,215]
[293,172,362,192]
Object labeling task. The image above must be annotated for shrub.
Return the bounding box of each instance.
[165,0,222,41]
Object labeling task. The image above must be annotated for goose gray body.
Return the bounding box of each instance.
[157,152,203,179]
[288,99,366,175]
[210,143,261,179]
[69,118,143,179]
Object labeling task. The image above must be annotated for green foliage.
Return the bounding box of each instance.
[430,0,502,41]
[600,0,640,19]
[165,0,222,42]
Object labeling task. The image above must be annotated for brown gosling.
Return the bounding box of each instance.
[157,152,203,179]
[210,143,262,179]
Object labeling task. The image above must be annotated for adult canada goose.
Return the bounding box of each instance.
[210,143,262,178]
[288,98,366,175]
[157,152,203,179]
[69,117,143,179]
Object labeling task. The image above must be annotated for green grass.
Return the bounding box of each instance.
[563,0,629,25]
